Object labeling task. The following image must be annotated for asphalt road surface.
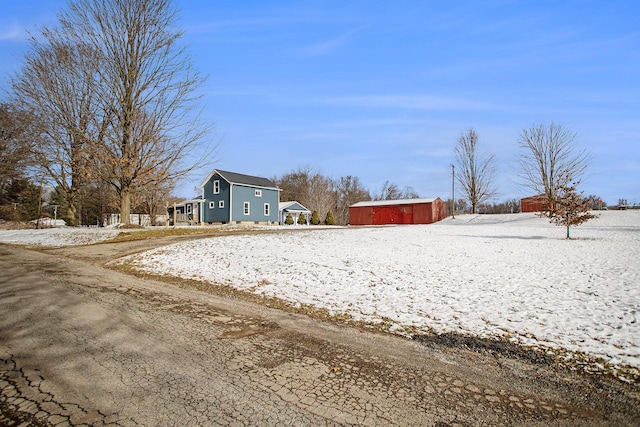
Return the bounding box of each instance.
[0,239,638,426]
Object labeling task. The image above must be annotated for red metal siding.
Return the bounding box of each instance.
[413,203,431,224]
[349,206,371,225]
[349,199,447,226]
[373,206,395,224]
[372,205,413,224]
[433,198,447,222]
[521,195,549,213]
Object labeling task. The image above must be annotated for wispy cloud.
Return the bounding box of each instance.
[297,25,368,56]
[0,23,25,41]
[321,94,497,111]
[186,17,300,35]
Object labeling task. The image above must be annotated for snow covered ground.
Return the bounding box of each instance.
[2,211,638,379]
[0,224,121,246]
[122,211,640,378]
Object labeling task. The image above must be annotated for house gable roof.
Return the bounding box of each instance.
[199,169,279,190]
[279,201,311,212]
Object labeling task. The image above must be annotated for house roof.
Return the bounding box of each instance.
[199,169,279,190]
[169,198,203,208]
[350,198,439,208]
[279,201,311,212]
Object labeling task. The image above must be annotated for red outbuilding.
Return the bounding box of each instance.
[520,194,551,213]
[349,198,447,226]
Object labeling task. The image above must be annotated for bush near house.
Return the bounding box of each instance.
[285,213,294,225]
[311,210,321,225]
[297,213,306,225]
[324,211,336,225]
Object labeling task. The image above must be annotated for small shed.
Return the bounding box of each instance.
[521,194,550,213]
[349,198,447,226]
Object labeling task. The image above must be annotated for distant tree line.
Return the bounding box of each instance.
[274,167,368,226]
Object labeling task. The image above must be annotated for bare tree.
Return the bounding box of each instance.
[55,0,213,225]
[276,167,337,221]
[374,181,419,200]
[454,128,497,214]
[12,34,100,226]
[445,198,470,216]
[276,166,314,205]
[306,173,337,223]
[401,186,420,199]
[375,181,401,200]
[139,175,174,226]
[517,122,589,214]
[0,103,33,193]
[335,175,370,225]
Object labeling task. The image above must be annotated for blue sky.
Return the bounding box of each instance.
[1,1,638,205]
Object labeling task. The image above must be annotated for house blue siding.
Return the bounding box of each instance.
[230,185,279,223]
[199,170,280,224]
[202,173,231,223]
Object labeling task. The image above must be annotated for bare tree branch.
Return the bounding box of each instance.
[454,128,497,214]
[59,0,215,224]
[12,32,101,225]
[335,175,370,225]
[517,122,590,215]
[0,104,33,192]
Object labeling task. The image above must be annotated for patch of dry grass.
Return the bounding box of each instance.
[105,226,232,242]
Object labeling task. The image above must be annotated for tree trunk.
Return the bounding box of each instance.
[66,189,78,226]
[120,187,131,225]
[148,199,157,226]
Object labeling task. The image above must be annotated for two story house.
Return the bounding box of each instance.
[199,169,280,224]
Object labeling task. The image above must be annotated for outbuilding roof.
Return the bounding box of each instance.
[350,198,438,208]
[199,169,279,190]
[279,201,311,212]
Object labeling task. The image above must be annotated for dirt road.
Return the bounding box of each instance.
[1,237,638,426]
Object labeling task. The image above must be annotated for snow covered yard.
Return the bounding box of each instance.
[120,211,640,379]
[0,225,121,246]
[2,211,638,380]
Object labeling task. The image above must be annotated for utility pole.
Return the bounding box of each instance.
[451,164,455,219]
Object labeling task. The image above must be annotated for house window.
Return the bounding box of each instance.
[218,201,224,208]
[186,204,192,214]
[209,201,215,209]
[244,202,250,215]
[213,180,220,194]
[255,189,262,197]
[264,203,270,216]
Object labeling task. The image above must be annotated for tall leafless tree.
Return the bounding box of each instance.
[306,173,337,223]
[12,34,100,226]
[517,122,589,214]
[453,128,497,214]
[375,181,419,201]
[276,166,314,205]
[57,0,212,225]
[335,175,370,225]
[276,167,337,222]
[0,103,33,194]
